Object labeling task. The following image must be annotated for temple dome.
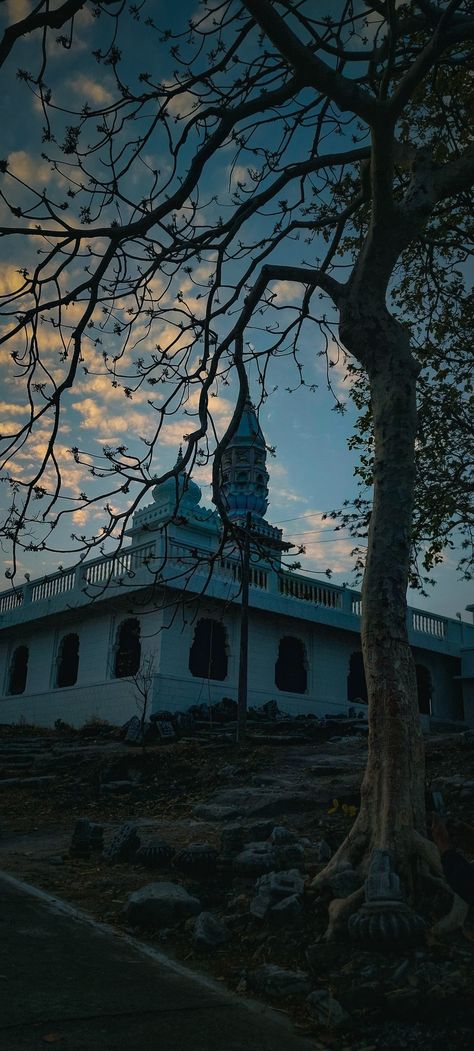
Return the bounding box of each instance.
[150,448,201,510]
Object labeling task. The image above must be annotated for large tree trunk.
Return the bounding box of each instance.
[358,331,425,873]
[312,309,444,941]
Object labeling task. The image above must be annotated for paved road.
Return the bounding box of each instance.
[0,873,314,1051]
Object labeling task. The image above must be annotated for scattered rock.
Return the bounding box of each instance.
[275,842,305,869]
[220,825,244,855]
[103,823,140,864]
[70,818,103,858]
[194,911,228,950]
[194,804,241,822]
[325,863,363,899]
[125,882,202,929]
[123,716,145,745]
[306,989,349,1027]
[249,964,310,999]
[245,820,275,841]
[202,786,315,819]
[234,842,277,876]
[135,840,175,869]
[269,893,303,924]
[313,839,332,863]
[270,826,297,845]
[250,868,305,921]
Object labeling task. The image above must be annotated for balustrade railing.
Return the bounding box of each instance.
[31,568,76,603]
[0,539,465,648]
[411,610,447,638]
[84,542,158,586]
[278,573,343,609]
[0,589,24,613]
[218,556,268,590]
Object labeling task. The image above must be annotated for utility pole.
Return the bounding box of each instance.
[236,511,251,746]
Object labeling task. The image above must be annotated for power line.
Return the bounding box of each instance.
[287,527,352,538]
[297,537,365,545]
[272,510,330,525]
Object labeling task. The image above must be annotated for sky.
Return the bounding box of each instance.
[0,0,472,623]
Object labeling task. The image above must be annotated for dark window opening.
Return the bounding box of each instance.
[275,636,307,693]
[114,618,141,678]
[8,645,28,696]
[416,664,432,715]
[347,651,368,704]
[56,633,80,687]
[189,619,228,681]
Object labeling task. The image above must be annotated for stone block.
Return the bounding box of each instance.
[193,911,228,950]
[249,964,310,999]
[306,989,348,1027]
[234,842,277,876]
[125,882,202,929]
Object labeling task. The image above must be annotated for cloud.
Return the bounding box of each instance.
[71,396,153,441]
[272,485,307,505]
[6,1,31,21]
[69,74,114,107]
[6,150,51,186]
[73,373,158,406]
[0,400,26,417]
[282,507,365,577]
[161,79,202,119]
[228,163,250,189]
[267,279,305,305]
[0,263,32,298]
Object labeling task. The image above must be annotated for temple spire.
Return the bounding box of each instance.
[219,390,269,520]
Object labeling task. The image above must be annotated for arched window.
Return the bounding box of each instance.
[189,619,228,680]
[347,651,368,704]
[275,636,307,693]
[8,645,29,696]
[56,633,80,687]
[114,618,141,678]
[416,664,432,715]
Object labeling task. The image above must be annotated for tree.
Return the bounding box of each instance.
[0,1,473,937]
[130,653,156,749]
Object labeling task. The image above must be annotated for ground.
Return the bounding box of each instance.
[1,716,474,1049]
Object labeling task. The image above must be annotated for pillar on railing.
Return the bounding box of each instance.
[74,563,87,592]
[266,567,279,595]
[341,588,355,614]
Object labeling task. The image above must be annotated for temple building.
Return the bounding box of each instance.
[0,396,473,728]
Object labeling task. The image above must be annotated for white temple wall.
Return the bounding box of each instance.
[0,601,165,728]
[151,607,364,719]
[0,589,468,728]
[411,647,463,720]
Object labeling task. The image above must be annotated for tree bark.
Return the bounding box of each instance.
[312,308,431,917]
[358,325,426,879]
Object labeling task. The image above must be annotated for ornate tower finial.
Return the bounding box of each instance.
[219,390,269,520]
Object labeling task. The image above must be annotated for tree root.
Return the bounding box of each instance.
[310,826,470,941]
[431,893,470,936]
[324,887,365,941]
[310,825,368,888]
[410,829,444,877]
[410,830,469,935]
